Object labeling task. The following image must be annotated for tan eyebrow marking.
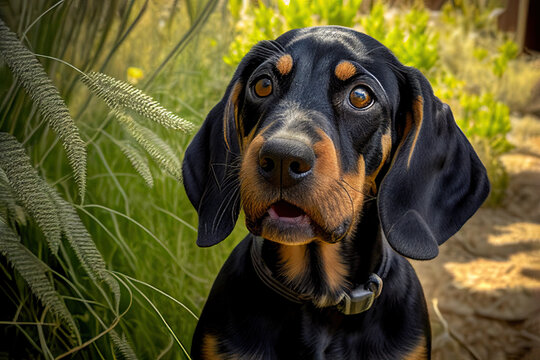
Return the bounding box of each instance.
[334,61,356,81]
[276,54,293,75]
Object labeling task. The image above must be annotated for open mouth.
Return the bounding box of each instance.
[245,200,347,245]
[267,200,310,226]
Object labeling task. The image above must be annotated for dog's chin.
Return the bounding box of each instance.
[246,201,347,245]
[260,216,317,245]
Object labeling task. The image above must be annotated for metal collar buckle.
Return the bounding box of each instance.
[337,274,383,315]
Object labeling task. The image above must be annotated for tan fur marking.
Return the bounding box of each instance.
[223,82,243,151]
[366,128,392,193]
[242,124,259,150]
[387,106,414,171]
[202,334,223,360]
[276,54,293,75]
[311,130,348,231]
[334,61,356,81]
[319,242,348,291]
[240,134,269,219]
[403,336,428,360]
[342,155,366,218]
[312,131,340,177]
[407,96,424,168]
[278,244,308,282]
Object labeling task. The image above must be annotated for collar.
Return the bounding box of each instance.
[250,236,391,315]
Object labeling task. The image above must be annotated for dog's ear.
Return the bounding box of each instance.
[378,67,490,260]
[182,74,244,247]
[183,41,280,247]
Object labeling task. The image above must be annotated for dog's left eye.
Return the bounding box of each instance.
[254,77,273,98]
[349,86,373,109]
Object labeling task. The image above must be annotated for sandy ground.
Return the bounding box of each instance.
[412,118,540,359]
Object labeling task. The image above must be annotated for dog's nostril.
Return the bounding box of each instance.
[260,157,275,173]
[290,161,301,174]
[290,161,310,175]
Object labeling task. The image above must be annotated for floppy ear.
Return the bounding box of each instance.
[182,76,243,247]
[378,67,490,260]
[183,40,287,247]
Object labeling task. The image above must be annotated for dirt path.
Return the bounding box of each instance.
[412,118,540,359]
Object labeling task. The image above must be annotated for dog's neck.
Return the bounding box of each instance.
[260,201,385,308]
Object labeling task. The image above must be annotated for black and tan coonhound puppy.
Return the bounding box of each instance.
[183,26,490,359]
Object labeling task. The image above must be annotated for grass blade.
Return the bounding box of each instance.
[0,18,87,198]
[81,72,194,132]
[0,132,61,254]
[0,219,79,341]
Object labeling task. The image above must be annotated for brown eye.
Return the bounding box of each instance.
[254,77,273,97]
[349,86,372,109]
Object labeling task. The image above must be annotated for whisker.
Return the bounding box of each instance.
[341,179,376,201]
[212,186,240,232]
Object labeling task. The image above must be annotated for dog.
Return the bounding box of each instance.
[182,26,490,359]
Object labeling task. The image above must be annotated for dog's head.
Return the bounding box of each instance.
[183,26,489,260]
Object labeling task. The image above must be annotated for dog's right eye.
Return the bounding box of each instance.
[254,77,273,98]
[349,86,373,109]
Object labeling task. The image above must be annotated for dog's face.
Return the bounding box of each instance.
[238,28,398,245]
[183,27,489,259]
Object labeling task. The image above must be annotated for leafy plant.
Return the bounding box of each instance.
[0,132,127,356]
[363,5,439,74]
[492,40,519,77]
[311,0,363,26]
[0,2,202,357]
[80,71,192,183]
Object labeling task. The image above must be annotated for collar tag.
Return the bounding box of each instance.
[337,274,383,315]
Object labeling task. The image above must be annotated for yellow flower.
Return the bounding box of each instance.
[127,67,144,84]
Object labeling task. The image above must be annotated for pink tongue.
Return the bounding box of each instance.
[268,201,309,224]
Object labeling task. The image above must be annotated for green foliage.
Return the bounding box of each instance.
[81,71,193,185]
[278,0,313,28]
[458,93,513,156]
[311,0,363,26]
[0,18,87,199]
[441,0,505,32]
[225,1,438,73]
[492,40,519,77]
[0,132,125,354]
[81,72,195,133]
[0,1,204,357]
[110,329,138,360]
[118,141,154,188]
[46,186,121,303]
[225,0,363,65]
[0,218,79,341]
[0,133,62,255]
[224,2,284,66]
[361,5,439,74]
[228,0,244,19]
[114,112,183,182]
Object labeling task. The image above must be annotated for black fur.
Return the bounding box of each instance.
[183,26,489,359]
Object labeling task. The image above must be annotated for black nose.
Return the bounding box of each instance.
[258,138,315,188]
